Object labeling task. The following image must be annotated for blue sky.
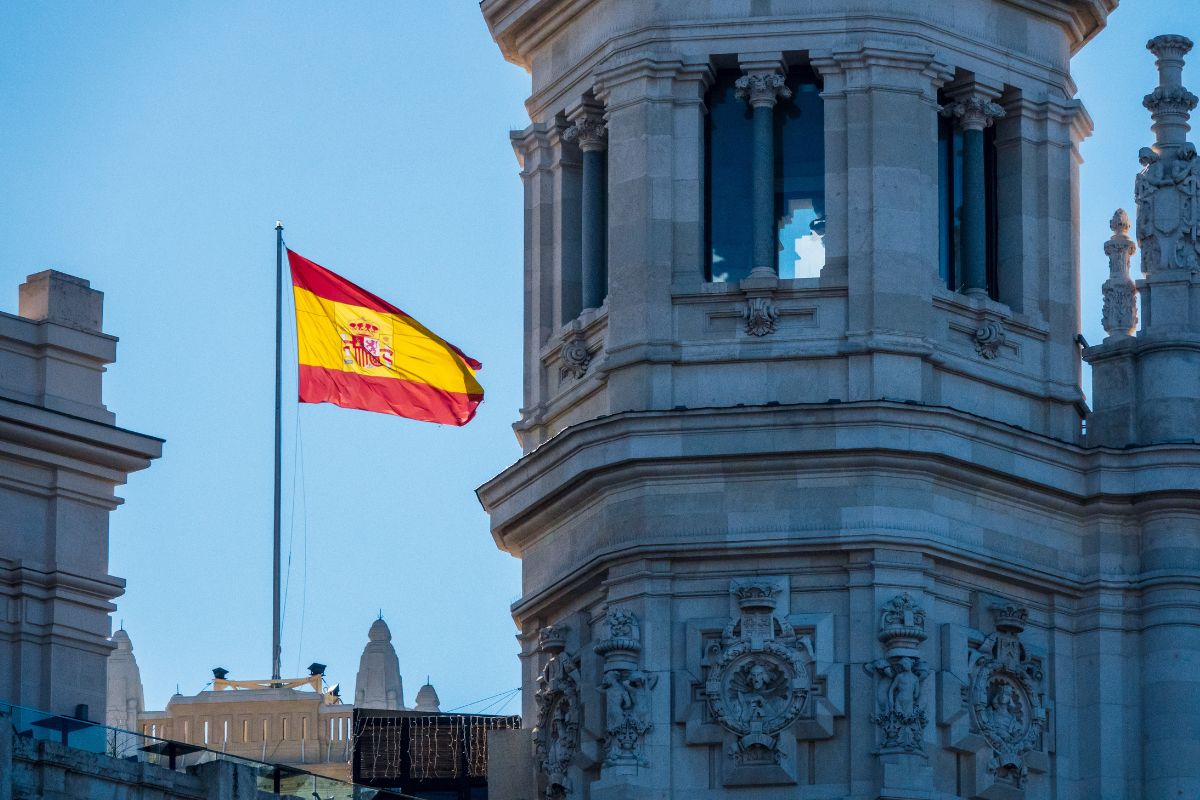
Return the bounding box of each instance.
[0,3,1195,716]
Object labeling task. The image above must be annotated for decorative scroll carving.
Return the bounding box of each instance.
[963,604,1047,790]
[1135,35,1200,275]
[864,593,931,754]
[563,115,607,152]
[735,72,792,109]
[940,96,1004,131]
[534,625,581,799]
[973,320,1005,359]
[703,581,814,768]
[743,296,779,337]
[559,330,591,380]
[594,608,657,768]
[1102,209,1139,338]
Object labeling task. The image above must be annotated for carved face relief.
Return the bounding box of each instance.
[707,645,809,736]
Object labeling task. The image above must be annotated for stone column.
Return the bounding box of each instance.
[565,108,608,310]
[942,90,1004,296]
[735,68,791,278]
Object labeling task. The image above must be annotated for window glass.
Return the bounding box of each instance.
[937,98,998,298]
[775,68,825,278]
[705,70,753,282]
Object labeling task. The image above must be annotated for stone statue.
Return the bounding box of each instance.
[594,608,657,768]
[864,593,931,754]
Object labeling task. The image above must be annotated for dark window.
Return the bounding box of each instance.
[937,100,998,298]
[705,70,753,282]
[705,66,825,282]
[774,67,825,279]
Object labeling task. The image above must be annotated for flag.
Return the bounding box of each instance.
[287,249,483,425]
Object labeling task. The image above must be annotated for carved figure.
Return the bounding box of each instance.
[963,604,1047,789]
[703,581,814,766]
[534,626,581,799]
[593,608,657,768]
[864,593,931,754]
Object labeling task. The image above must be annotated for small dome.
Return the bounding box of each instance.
[111,629,132,651]
[368,618,392,642]
[414,682,441,713]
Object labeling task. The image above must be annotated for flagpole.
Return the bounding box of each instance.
[273,221,284,683]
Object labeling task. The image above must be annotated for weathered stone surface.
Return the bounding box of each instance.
[479,2,1200,799]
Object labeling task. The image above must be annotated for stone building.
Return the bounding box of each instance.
[477,2,1199,800]
[115,616,440,783]
[0,270,162,721]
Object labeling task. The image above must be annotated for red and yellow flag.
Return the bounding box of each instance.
[287,250,483,425]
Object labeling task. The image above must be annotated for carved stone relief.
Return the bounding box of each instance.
[533,625,582,800]
[593,608,657,768]
[864,593,931,754]
[964,604,1047,790]
[743,296,779,337]
[1134,35,1200,275]
[559,330,591,380]
[973,321,1005,359]
[703,581,813,773]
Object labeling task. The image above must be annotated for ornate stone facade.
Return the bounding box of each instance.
[481,3,1200,799]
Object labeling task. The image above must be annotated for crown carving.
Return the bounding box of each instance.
[538,624,569,654]
[990,603,1028,634]
[733,581,780,612]
[878,592,927,645]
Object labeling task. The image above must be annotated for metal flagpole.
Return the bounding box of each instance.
[273,221,284,683]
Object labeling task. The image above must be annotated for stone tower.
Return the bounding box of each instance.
[104,628,145,731]
[0,271,161,720]
[354,617,405,710]
[478,3,1198,800]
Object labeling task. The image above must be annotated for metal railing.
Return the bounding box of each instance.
[2,701,409,799]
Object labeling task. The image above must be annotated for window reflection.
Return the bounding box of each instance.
[705,66,826,282]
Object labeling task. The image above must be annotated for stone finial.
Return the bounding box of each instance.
[1101,208,1138,339]
[735,72,791,108]
[1145,35,1197,146]
[538,624,569,654]
[563,114,607,152]
[940,96,1005,131]
[354,617,405,710]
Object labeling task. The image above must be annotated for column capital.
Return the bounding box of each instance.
[1144,34,1197,146]
[941,94,1005,131]
[564,108,607,153]
[735,72,791,109]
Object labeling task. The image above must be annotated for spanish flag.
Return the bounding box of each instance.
[287,250,483,425]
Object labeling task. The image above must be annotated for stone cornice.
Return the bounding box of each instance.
[0,395,163,477]
[998,0,1116,54]
[477,401,1199,547]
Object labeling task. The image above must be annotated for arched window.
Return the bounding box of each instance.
[705,66,825,282]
